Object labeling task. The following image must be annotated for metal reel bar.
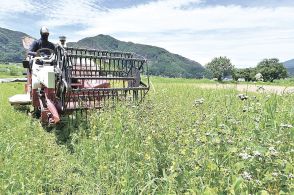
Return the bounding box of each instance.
[66,54,147,89]
[65,47,134,58]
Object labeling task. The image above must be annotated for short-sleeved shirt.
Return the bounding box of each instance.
[29,39,55,53]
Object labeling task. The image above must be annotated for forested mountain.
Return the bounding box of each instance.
[0,27,30,62]
[68,35,204,78]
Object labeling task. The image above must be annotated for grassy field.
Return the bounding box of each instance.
[0,78,293,194]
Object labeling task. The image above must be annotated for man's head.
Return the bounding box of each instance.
[40,26,49,41]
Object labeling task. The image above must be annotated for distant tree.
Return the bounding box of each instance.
[232,68,241,81]
[232,68,256,81]
[204,68,213,79]
[255,73,263,81]
[256,58,288,82]
[205,57,234,81]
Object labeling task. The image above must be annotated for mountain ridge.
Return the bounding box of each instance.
[283,59,294,76]
[0,28,205,78]
[67,34,205,78]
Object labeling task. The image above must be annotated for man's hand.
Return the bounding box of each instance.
[28,51,37,57]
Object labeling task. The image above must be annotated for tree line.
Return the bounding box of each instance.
[205,57,288,82]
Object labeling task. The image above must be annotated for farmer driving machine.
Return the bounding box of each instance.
[9,36,150,125]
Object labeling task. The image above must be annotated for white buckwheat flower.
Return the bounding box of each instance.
[241,171,252,181]
[239,152,252,160]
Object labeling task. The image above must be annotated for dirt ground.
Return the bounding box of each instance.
[196,83,294,95]
[0,78,27,83]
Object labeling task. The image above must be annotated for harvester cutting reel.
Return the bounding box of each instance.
[9,45,150,126]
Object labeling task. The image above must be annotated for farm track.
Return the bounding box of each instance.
[195,83,294,95]
[0,78,27,83]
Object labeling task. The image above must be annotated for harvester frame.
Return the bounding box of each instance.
[9,37,150,125]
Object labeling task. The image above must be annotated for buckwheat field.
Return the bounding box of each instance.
[0,77,293,194]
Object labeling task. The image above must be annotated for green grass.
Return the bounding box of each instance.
[265,78,294,86]
[150,76,215,84]
[0,64,25,78]
[0,78,293,194]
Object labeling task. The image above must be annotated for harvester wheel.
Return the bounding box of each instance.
[33,107,41,118]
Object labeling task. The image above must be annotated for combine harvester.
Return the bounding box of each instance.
[9,36,150,125]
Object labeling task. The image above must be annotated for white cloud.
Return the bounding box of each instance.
[0,0,35,27]
[74,1,294,67]
[1,0,294,67]
[36,0,104,27]
[0,0,34,12]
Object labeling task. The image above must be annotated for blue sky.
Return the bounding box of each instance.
[0,0,294,67]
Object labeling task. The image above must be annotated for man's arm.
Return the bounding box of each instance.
[28,40,39,56]
[48,42,56,51]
